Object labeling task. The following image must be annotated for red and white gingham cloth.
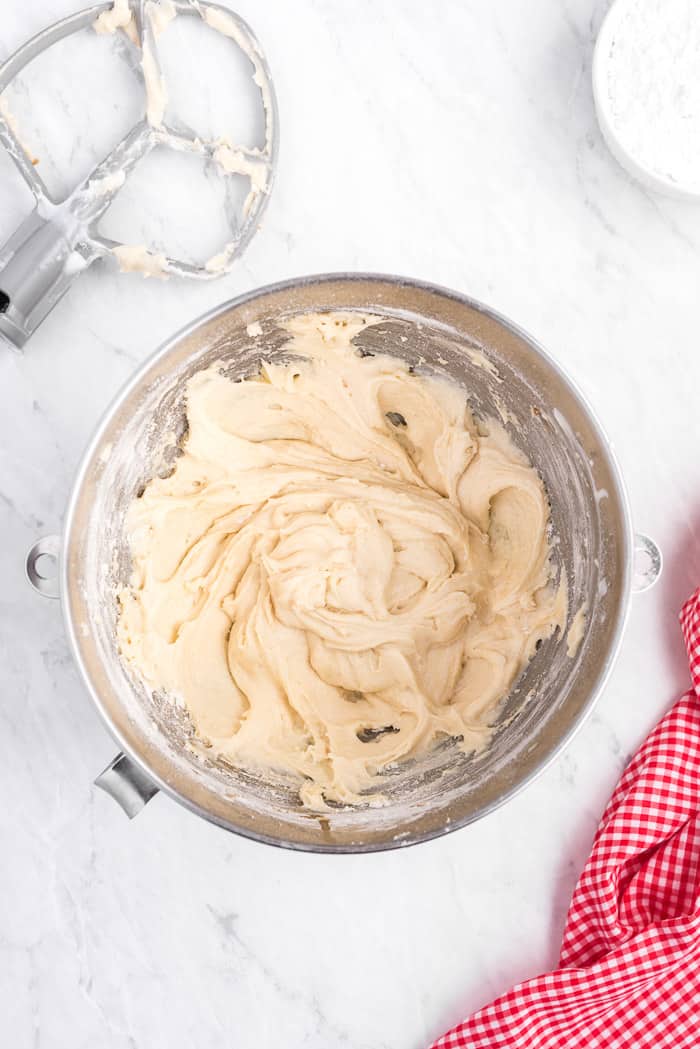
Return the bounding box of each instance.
[430,588,700,1049]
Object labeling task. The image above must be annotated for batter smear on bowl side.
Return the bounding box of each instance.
[117,313,567,808]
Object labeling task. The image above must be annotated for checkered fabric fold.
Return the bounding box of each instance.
[430,588,700,1049]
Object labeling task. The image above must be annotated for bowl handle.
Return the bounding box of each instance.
[25,541,159,818]
[633,533,663,593]
[25,535,60,598]
[95,752,159,818]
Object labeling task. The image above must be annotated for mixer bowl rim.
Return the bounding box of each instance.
[60,272,634,852]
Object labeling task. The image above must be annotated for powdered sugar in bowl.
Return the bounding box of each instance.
[593,0,700,199]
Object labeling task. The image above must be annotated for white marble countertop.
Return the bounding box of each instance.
[2,1,699,1046]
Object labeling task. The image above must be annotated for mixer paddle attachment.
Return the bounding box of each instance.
[0,0,278,348]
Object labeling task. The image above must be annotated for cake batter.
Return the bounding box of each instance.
[117,313,567,807]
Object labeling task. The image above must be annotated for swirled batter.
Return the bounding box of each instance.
[117,313,567,807]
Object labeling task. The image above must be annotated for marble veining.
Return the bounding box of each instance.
[2,1,699,1047]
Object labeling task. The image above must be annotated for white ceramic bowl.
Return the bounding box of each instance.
[593,0,700,200]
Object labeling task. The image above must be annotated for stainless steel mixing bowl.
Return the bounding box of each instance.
[27,274,661,851]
